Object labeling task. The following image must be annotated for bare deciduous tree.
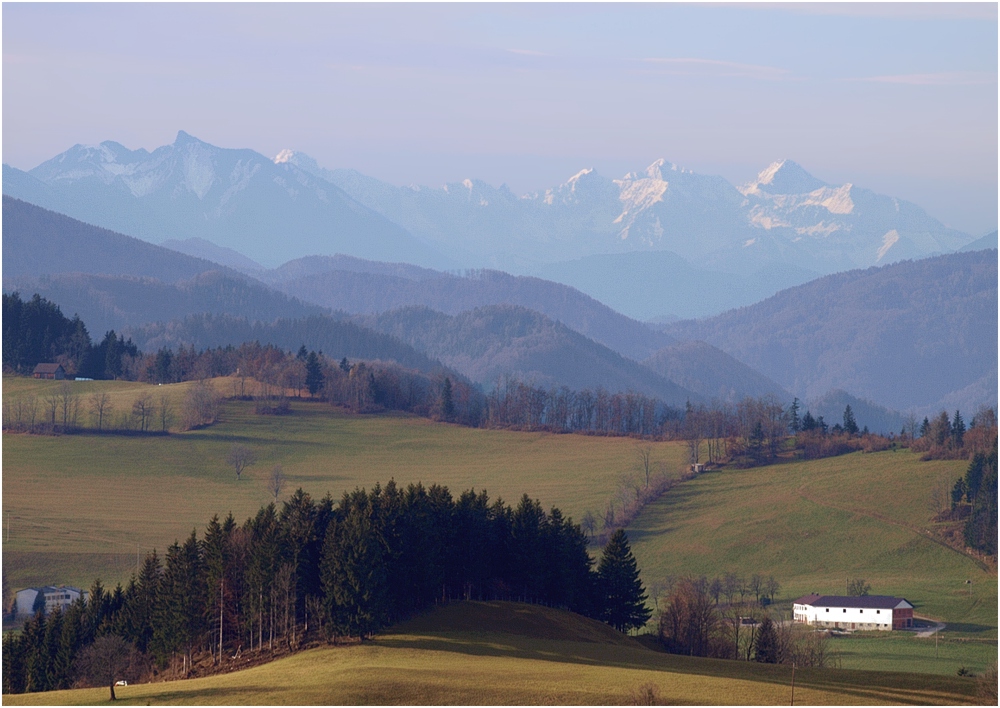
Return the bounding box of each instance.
[635,444,653,488]
[846,578,871,596]
[131,395,154,432]
[182,379,221,430]
[226,444,257,480]
[90,392,113,431]
[58,382,79,429]
[158,393,173,433]
[267,464,286,501]
[74,634,143,701]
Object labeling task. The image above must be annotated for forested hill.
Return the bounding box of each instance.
[642,340,790,404]
[2,196,245,283]
[661,250,998,415]
[268,261,677,362]
[128,313,446,375]
[6,271,329,337]
[360,305,697,406]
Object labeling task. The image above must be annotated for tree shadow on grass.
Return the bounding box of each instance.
[942,622,993,634]
[375,633,976,705]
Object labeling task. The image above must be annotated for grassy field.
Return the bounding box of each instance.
[1,602,984,706]
[3,375,996,679]
[627,450,997,674]
[2,376,685,590]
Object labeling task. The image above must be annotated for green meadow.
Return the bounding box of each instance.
[627,450,997,674]
[1,602,983,706]
[2,376,685,590]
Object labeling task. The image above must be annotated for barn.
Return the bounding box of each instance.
[792,594,914,631]
[32,363,66,380]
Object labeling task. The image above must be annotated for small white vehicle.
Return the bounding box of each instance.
[115,680,128,686]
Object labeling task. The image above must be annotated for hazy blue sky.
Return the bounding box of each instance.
[3,2,997,233]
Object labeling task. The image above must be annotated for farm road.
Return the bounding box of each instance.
[915,620,946,637]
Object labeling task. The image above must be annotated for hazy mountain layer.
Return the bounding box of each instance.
[359,305,697,406]
[128,313,445,375]
[642,341,790,404]
[268,263,677,361]
[5,271,329,338]
[661,250,998,415]
[2,196,239,283]
[532,251,819,321]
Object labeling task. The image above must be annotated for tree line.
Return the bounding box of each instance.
[2,483,651,696]
[2,292,139,381]
[949,448,998,555]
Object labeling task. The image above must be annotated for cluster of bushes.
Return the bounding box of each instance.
[3,483,651,695]
[656,576,829,667]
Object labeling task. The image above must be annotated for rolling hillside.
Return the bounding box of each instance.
[361,305,697,405]
[661,250,998,415]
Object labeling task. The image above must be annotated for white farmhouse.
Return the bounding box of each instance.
[792,594,914,631]
[13,586,86,620]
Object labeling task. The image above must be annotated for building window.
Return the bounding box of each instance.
[825,608,829,612]
[876,610,880,614]
[860,609,863,613]
[843,609,847,613]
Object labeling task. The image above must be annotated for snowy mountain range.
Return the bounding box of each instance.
[2,131,983,319]
[282,148,974,274]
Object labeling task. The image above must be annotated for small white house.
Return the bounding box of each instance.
[14,586,86,620]
[793,593,914,631]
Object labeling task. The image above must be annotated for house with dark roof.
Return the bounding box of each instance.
[793,594,914,631]
[32,363,66,380]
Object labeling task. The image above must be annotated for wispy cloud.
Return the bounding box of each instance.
[640,57,791,80]
[854,71,997,86]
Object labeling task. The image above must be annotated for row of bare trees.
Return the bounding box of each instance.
[2,380,221,434]
[485,375,667,436]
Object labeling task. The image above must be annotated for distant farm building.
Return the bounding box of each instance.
[32,363,66,380]
[14,585,86,619]
[793,594,914,631]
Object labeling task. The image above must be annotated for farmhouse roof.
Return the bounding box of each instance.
[33,363,64,374]
[794,593,822,605]
[799,595,912,610]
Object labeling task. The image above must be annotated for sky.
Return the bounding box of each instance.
[2,2,997,234]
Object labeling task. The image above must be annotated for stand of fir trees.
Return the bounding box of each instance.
[2,483,652,695]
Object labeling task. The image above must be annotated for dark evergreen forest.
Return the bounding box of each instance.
[2,483,650,694]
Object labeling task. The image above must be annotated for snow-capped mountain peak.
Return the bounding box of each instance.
[742,159,827,196]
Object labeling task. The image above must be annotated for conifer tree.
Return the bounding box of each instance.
[597,530,651,633]
[842,405,859,435]
[320,508,388,639]
[754,615,779,663]
[305,351,324,396]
